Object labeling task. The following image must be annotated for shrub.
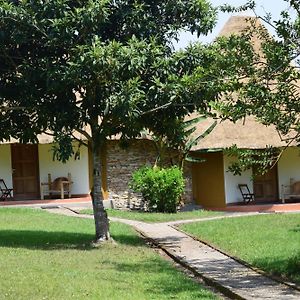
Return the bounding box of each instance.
[130,166,185,213]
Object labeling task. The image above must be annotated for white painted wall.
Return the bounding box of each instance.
[38,143,89,195]
[223,154,253,204]
[277,147,300,198]
[0,144,13,193]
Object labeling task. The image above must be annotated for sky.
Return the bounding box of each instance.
[174,0,293,50]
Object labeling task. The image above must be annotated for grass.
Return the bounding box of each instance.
[79,208,222,223]
[180,213,300,285]
[0,208,218,300]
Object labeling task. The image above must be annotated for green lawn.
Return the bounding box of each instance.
[180,213,300,285]
[0,208,217,300]
[80,208,222,223]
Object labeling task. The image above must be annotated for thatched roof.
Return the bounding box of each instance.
[0,135,52,145]
[191,16,292,151]
[189,116,291,151]
[0,130,89,145]
[219,15,260,36]
[218,15,266,53]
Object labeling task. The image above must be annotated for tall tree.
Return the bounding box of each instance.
[211,1,300,174]
[0,0,244,241]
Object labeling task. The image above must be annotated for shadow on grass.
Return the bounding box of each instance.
[0,229,145,250]
[0,230,94,250]
[100,259,214,299]
[111,232,146,247]
[252,253,300,285]
[291,225,300,233]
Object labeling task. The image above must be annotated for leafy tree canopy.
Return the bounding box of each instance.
[0,0,220,146]
[2,0,238,240]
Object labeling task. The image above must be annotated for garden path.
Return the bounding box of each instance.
[39,206,300,300]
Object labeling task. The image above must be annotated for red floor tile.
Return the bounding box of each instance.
[210,203,300,213]
[0,196,91,206]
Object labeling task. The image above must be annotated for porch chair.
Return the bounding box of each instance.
[0,179,13,201]
[238,184,255,204]
[40,173,72,200]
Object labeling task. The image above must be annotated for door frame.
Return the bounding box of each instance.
[10,143,40,200]
[253,164,279,203]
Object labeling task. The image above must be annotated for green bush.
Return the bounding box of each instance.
[130,166,185,213]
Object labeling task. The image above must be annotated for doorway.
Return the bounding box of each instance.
[253,165,278,203]
[11,144,40,200]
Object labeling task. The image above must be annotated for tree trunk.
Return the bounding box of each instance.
[91,143,110,242]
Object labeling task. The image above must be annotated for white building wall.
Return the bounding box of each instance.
[0,144,13,192]
[38,143,90,195]
[277,147,300,198]
[223,154,253,204]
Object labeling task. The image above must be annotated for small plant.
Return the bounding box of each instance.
[130,166,185,213]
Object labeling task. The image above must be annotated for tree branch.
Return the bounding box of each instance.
[0,106,26,111]
[74,127,92,142]
[71,133,88,147]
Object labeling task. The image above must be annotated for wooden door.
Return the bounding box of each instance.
[253,166,278,203]
[11,144,40,200]
[192,152,226,208]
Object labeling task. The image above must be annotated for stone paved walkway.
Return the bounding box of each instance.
[44,207,300,300]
